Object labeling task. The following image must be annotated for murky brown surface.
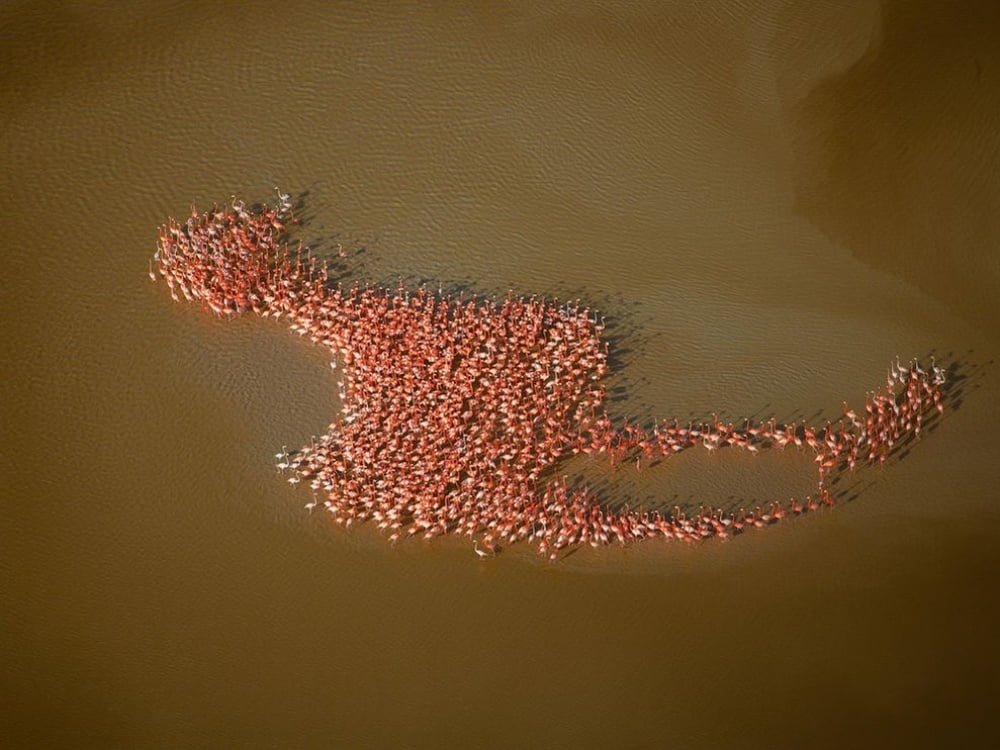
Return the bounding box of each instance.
[3,1,999,746]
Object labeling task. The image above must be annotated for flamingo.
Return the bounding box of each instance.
[154,197,948,560]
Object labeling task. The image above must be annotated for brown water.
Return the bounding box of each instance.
[3,1,999,746]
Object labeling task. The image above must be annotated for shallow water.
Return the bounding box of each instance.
[3,1,999,747]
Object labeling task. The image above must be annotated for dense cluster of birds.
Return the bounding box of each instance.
[152,194,947,558]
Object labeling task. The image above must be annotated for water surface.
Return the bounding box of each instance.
[3,1,999,747]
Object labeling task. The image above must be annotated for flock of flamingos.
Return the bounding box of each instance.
[151,193,947,559]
